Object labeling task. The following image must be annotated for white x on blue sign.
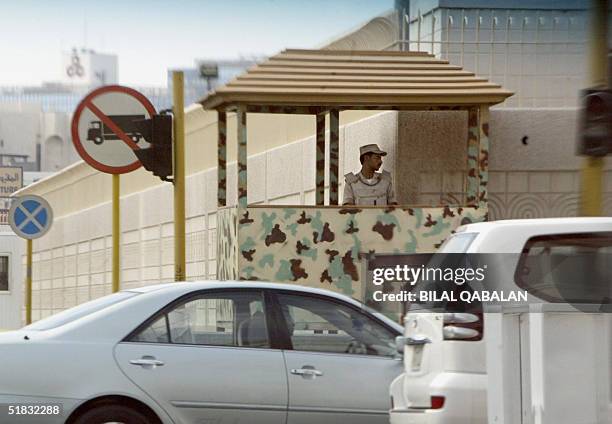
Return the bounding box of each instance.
[9,195,53,239]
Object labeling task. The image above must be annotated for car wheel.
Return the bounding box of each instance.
[72,404,153,424]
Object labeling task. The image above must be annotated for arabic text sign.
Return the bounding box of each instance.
[0,167,23,196]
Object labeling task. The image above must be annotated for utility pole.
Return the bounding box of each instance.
[132,76,185,281]
[112,174,120,292]
[173,72,186,281]
[580,0,608,216]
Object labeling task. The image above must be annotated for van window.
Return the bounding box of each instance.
[514,232,612,303]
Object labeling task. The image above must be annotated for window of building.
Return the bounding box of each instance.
[0,256,8,291]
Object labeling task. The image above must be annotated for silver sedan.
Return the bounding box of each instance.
[0,281,403,424]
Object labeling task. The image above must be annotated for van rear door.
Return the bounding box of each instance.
[401,312,445,407]
[400,232,480,407]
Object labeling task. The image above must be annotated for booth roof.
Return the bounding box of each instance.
[199,49,513,111]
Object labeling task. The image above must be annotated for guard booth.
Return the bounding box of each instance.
[200,49,512,300]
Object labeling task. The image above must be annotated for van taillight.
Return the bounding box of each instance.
[430,396,445,409]
[443,312,483,341]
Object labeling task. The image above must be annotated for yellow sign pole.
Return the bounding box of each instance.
[581,157,604,215]
[112,174,120,292]
[25,239,32,325]
[581,0,608,216]
[173,71,186,281]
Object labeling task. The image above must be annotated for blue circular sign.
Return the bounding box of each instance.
[9,195,53,239]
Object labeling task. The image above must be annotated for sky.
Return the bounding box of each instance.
[1,0,393,87]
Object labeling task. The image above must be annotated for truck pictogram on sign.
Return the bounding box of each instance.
[87,114,145,145]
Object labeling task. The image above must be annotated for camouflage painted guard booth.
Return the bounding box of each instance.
[199,49,512,300]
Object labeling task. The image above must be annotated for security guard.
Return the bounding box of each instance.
[342,144,397,206]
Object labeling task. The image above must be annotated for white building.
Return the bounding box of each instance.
[402,0,589,108]
[61,48,118,88]
[0,103,77,173]
[0,48,120,174]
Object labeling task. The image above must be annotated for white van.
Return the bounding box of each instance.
[389,217,612,424]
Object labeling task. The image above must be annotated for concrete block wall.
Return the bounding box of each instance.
[488,169,612,219]
[26,173,220,321]
[395,107,612,217]
[488,108,612,218]
[408,7,588,108]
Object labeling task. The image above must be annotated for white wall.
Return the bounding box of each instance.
[489,108,612,219]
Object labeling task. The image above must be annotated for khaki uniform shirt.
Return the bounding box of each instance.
[342,170,397,205]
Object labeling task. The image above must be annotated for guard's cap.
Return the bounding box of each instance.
[359,144,387,156]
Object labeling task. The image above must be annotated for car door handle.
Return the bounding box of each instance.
[291,368,323,377]
[130,357,165,367]
[406,335,431,346]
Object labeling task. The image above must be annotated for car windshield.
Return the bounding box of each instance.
[439,232,478,253]
[407,233,480,313]
[24,291,139,331]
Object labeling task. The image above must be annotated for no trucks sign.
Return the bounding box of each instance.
[71,85,157,174]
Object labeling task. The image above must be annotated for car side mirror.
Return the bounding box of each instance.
[395,335,407,354]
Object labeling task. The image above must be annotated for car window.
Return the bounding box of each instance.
[276,293,396,358]
[131,315,169,343]
[515,232,612,303]
[130,291,270,348]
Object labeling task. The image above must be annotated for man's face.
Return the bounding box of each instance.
[365,153,383,170]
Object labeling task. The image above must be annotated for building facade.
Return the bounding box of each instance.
[403,0,588,108]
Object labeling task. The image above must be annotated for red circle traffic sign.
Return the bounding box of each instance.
[71,85,157,174]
